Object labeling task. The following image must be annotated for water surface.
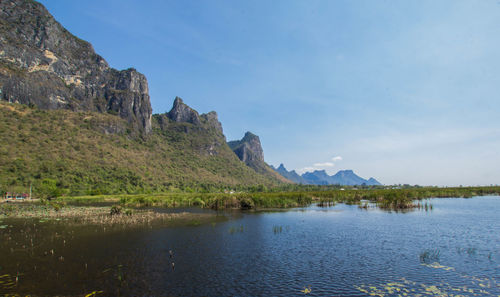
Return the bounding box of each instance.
[1,196,499,296]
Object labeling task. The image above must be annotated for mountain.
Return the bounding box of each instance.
[365,178,382,186]
[0,0,152,133]
[273,166,382,186]
[302,170,331,185]
[0,99,286,194]
[228,132,291,183]
[329,170,368,185]
[273,164,307,184]
[0,1,288,194]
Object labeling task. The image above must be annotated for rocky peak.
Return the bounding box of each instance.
[200,111,223,134]
[228,131,264,164]
[228,131,291,183]
[0,0,152,133]
[167,97,201,125]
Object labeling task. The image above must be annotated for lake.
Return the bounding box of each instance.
[1,196,499,296]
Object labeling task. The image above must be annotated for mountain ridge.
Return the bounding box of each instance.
[273,164,382,186]
[0,0,289,193]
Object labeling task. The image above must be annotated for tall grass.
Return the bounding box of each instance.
[58,186,500,210]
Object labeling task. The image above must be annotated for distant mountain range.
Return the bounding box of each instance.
[272,164,382,186]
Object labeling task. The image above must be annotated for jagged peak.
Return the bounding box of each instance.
[167,97,200,125]
[242,131,259,140]
[337,169,354,174]
[200,111,223,134]
[173,96,184,105]
[277,163,286,170]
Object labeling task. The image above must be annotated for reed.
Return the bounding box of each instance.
[56,186,500,211]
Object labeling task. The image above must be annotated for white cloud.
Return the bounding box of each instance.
[313,162,334,167]
[297,167,316,174]
[296,157,342,174]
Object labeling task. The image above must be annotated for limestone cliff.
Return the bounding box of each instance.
[154,97,226,156]
[229,132,291,183]
[0,0,152,132]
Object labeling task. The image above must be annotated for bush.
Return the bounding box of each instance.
[110,205,122,216]
[239,197,255,209]
[37,178,63,200]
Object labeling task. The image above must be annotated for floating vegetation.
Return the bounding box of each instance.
[0,204,213,226]
[421,262,455,271]
[84,291,104,297]
[300,286,312,294]
[0,273,17,291]
[356,276,497,297]
[358,262,500,296]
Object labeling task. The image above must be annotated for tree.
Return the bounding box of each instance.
[37,178,62,200]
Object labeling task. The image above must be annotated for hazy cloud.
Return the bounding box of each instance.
[332,156,342,162]
[313,162,334,167]
[297,167,316,174]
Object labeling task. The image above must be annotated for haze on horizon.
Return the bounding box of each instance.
[38,0,500,187]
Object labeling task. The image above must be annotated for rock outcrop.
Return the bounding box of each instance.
[0,0,152,133]
[154,97,226,156]
[167,97,201,125]
[228,132,264,165]
[229,132,291,183]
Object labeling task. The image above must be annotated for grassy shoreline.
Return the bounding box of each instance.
[58,186,500,210]
[0,203,216,227]
[1,187,497,225]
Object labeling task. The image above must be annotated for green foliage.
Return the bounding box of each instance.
[110,205,122,216]
[0,102,281,196]
[60,185,500,210]
[37,178,62,199]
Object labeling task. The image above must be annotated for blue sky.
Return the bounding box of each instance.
[39,0,500,186]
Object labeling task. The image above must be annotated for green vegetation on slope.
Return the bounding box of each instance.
[0,102,281,196]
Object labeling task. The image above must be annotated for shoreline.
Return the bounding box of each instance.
[0,203,217,227]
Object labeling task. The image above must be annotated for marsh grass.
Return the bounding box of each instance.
[57,186,500,211]
[0,204,209,226]
[228,225,244,234]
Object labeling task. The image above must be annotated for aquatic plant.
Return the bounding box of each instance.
[419,249,441,264]
[54,185,500,211]
[110,205,122,216]
[229,225,244,234]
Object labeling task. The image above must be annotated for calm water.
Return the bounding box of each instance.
[1,196,499,296]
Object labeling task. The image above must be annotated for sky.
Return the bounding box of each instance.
[38,0,500,186]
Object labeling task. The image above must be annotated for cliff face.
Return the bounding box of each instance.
[228,132,264,165]
[153,97,226,156]
[0,0,152,133]
[229,132,292,183]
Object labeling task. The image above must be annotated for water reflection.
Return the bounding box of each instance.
[0,196,499,296]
